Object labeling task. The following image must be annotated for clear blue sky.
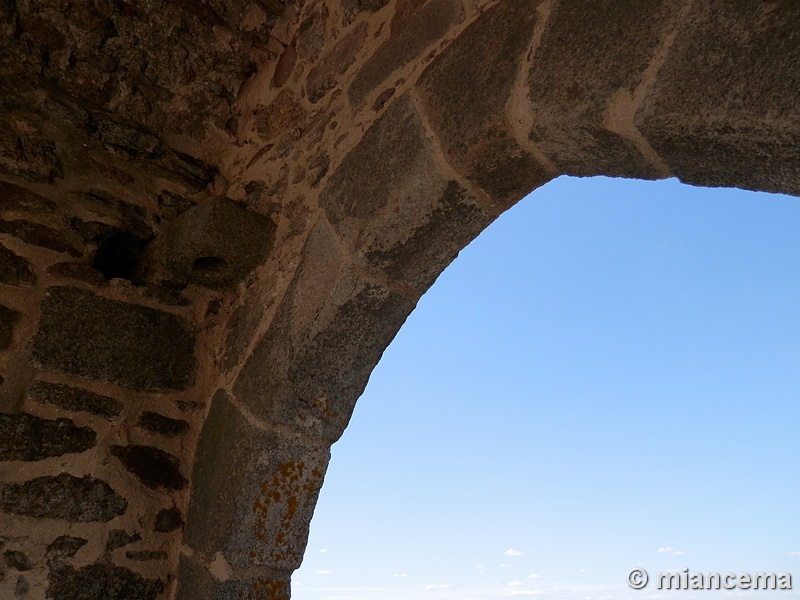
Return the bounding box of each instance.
[291,176,800,600]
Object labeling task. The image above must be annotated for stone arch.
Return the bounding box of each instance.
[0,0,798,599]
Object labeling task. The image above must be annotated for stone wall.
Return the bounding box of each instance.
[0,0,798,598]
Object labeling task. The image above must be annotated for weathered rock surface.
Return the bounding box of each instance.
[2,474,126,522]
[417,0,552,205]
[137,198,276,290]
[110,445,187,491]
[26,381,123,418]
[30,287,196,391]
[0,413,96,461]
[0,245,34,286]
[185,390,329,572]
[0,181,56,213]
[136,412,189,437]
[4,550,31,571]
[46,536,88,564]
[0,0,798,598]
[526,0,673,178]
[153,507,183,533]
[349,0,464,107]
[177,554,291,600]
[0,304,19,349]
[105,530,141,553]
[0,221,80,256]
[320,96,492,293]
[308,23,368,104]
[635,1,800,194]
[125,550,167,561]
[47,564,164,600]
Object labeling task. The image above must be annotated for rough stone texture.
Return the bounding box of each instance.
[30,287,196,391]
[4,551,31,571]
[349,0,465,107]
[0,1,798,598]
[296,4,328,62]
[137,198,276,290]
[0,180,57,213]
[0,124,61,184]
[0,304,19,349]
[636,1,800,195]
[417,0,554,206]
[185,390,329,571]
[46,537,88,563]
[136,412,189,437]
[307,23,368,104]
[47,564,164,600]
[66,197,153,250]
[110,445,187,491]
[341,0,390,26]
[0,220,81,256]
[285,280,413,439]
[177,554,291,600]
[0,413,96,461]
[153,507,183,533]
[232,231,416,441]
[125,550,167,561]
[254,90,307,141]
[0,0,274,141]
[105,530,141,552]
[320,96,493,293]
[26,381,123,418]
[176,400,204,413]
[0,245,34,286]
[138,284,190,307]
[45,262,110,287]
[526,0,673,178]
[157,192,195,222]
[2,474,126,522]
[272,44,297,89]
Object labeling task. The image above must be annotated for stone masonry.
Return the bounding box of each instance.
[0,0,798,598]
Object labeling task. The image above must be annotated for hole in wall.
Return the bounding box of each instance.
[292,176,800,599]
[92,231,152,281]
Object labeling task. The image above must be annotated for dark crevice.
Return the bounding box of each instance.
[191,256,227,273]
[92,231,152,281]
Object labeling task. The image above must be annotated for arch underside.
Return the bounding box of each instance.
[0,0,797,598]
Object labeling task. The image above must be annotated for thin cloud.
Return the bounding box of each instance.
[423,584,450,590]
[504,548,525,556]
[790,551,800,557]
[658,547,686,555]
[393,573,407,578]
[316,570,332,575]
[528,573,540,579]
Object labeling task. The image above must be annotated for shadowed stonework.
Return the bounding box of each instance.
[30,287,197,391]
[0,0,797,597]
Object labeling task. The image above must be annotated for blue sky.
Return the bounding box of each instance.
[291,176,800,600]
